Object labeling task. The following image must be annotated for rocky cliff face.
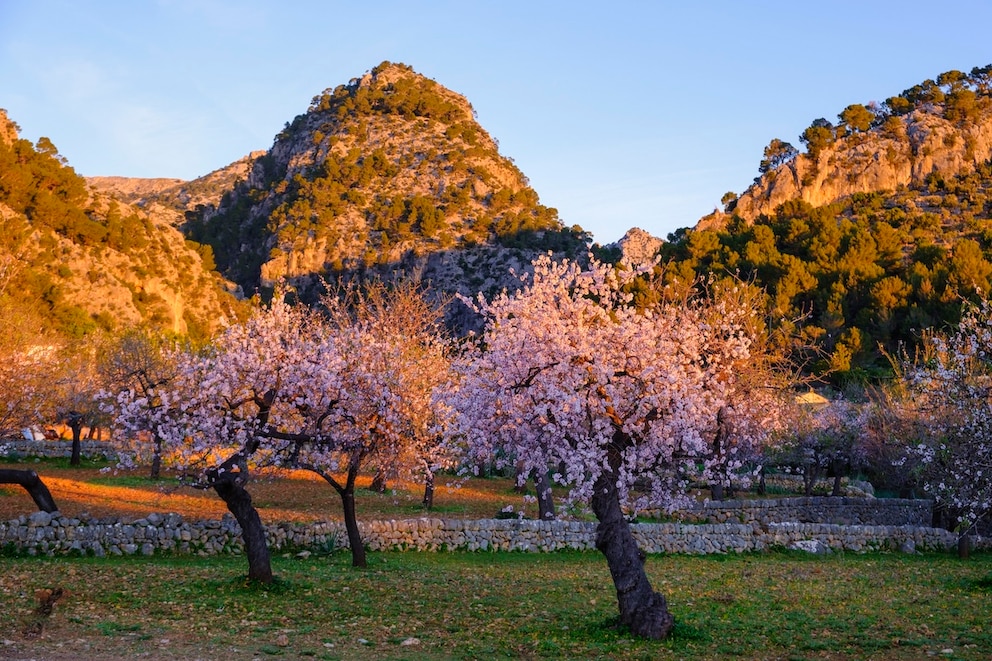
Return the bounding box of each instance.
[700,97,992,230]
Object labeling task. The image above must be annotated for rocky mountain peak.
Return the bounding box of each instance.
[699,73,992,230]
[185,61,584,304]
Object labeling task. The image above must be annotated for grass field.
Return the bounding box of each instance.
[1,550,990,660]
[2,458,991,659]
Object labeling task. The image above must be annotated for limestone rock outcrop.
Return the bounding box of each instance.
[700,104,992,230]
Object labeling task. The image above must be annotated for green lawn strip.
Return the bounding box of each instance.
[0,551,989,660]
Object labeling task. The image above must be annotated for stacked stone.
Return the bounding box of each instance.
[1,512,985,558]
[630,523,758,554]
[1,439,116,461]
[676,497,931,527]
[763,522,958,553]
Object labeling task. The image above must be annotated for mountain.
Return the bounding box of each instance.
[11,59,992,378]
[699,66,992,230]
[661,65,992,383]
[87,151,265,222]
[178,61,589,312]
[2,61,593,344]
[0,109,243,341]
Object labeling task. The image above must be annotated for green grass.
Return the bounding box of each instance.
[87,474,178,488]
[0,454,112,470]
[1,550,990,659]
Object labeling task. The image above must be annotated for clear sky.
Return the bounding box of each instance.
[2,1,991,245]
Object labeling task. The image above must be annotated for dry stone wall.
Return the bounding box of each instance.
[2,439,116,461]
[2,511,987,558]
[678,496,931,527]
[0,440,974,557]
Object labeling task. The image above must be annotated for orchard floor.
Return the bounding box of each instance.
[1,549,991,660]
[0,458,540,524]
[3,459,992,660]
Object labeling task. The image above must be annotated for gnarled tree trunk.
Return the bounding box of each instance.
[0,469,59,512]
[338,480,366,567]
[590,449,674,640]
[208,469,273,583]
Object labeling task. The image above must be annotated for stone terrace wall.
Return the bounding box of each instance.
[1,439,116,461]
[3,511,987,558]
[677,497,932,527]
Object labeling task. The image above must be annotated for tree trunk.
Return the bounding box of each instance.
[150,436,163,480]
[590,456,674,639]
[300,453,368,568]
[534,469,555,520]
[710,406,730,501]
[313,453,367,568]
[208,470,273,583]
[958,533,971,559]
[831,472,843,497]
[803,465,820,496]
[369,468,387,493]
[68,412,83,467]
[340,483,367,567]
[422,467,435,510]
[0,469,59,512]
[830,456,846,497]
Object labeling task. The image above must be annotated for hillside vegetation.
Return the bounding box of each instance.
[8,61,992,379]
[0,110,242,341]
[181,61,589,306]
[661,64,992,382]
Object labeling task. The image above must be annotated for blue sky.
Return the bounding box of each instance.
[2,1,991,245]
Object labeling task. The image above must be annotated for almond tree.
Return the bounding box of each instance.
[0,311,71,512]
[0,324,46,440]
[897,299,992,541]
[49,342,107,466]
[108,297,321,582]
[769,398,869,497]
[106,283,450,576]
[96,329,179,478]
[281,281,452,566]
[440,255,778,639]
[335,281,455,509]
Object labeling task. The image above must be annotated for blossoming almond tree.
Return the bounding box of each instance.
[771,398,869,497]
[318,281,455,512]
[96,329,179,479]
[108,297,325,582]
[441,255,776,639]
[107,283,450,576]
[899,300,992,539]
[282,281,453,566]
